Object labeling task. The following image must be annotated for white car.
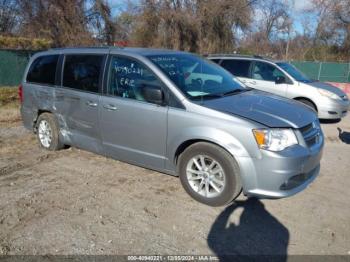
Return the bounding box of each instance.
[208,54,350,120]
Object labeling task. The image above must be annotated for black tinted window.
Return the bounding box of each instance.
[210,59,221,64]
[26,55,59,85]
[108,56,163,103]
[221,59,251,77]
[63,55,103,93]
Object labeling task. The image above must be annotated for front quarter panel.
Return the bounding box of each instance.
[165,105,263,172]
[290,82,349,119]
[288,82,319,101]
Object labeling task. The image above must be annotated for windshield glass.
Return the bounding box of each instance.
[277,62,312,83]
[147,53,248,101]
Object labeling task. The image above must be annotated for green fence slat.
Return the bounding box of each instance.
[0,50,349,86]
[291,61,320,81]
[291,61,350,83]
[0,49,36,86]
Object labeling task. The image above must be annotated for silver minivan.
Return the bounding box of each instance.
[208,55,350,120]
[20,47,323,206]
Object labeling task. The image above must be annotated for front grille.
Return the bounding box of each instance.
[306,136,317,147]
[300,122,320,148]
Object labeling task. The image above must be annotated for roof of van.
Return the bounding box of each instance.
[42,46,188,56]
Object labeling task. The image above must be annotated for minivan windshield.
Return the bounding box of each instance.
[147,53,249,101]
[277,62,312,83]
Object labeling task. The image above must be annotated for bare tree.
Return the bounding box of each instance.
[115,1,138,43]
[303,0,349,60]
[131,0,255,53]
[255,0,292,41]
[132,0,161,47]
[15,0,118,47]
[196,0,255,53]
[332,0,350,50]
[0,0,20,35]
[18,0,94,47]
[88,0,116,45]
[0,0,348,60]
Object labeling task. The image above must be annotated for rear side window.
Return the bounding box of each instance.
[63,55,104,93]
[221,59,251,78]
[252,61,286,82]
[26,55,59,85]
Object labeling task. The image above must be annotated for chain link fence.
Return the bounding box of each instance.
[291,61,350,83]
[0,49,350,86]
[0,49,36,86]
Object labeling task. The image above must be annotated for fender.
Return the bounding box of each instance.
[166,126,251,172]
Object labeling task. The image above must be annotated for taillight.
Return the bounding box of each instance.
[18,84,23,103]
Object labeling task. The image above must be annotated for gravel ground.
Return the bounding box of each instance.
[0,106,349,257]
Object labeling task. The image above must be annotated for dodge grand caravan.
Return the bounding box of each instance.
[20,47,324,206]
[208,54,349,120]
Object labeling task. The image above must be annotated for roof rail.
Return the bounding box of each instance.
[49,45,122,51]
[206,53,269,60]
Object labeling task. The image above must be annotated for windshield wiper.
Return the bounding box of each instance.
[191,88,252,101]
[200,94,223,99]
[191,93,223,100]
[222,88,251,96]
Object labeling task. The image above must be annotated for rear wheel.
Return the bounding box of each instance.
[178,142,242,206]
[36,113,64,151]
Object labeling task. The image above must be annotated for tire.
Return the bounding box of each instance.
[178,142,242,206]
[36,113,64,151]
[298,99,317,112]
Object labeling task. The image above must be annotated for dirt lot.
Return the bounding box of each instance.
[0,104,350,257]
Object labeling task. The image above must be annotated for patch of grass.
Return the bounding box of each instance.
[0,86,19,107]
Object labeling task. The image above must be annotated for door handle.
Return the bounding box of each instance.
[86,101,98,107]
[103,104,118,111]
[249,81,257,85]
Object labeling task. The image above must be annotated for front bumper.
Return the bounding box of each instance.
[237,134,324,199]
[318,97,349,119]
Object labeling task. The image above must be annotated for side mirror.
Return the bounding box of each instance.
[141,85,165,105]
[275,76,286,84]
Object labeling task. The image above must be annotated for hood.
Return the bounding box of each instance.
[307,81,347,97]
[201,90,317,128]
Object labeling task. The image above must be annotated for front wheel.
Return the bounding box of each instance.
[178,142,242,206]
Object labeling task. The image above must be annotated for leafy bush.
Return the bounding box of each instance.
[0,36,52,50]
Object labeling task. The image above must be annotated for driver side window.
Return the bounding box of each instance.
[108,56,162,103]
[252,62,285,82]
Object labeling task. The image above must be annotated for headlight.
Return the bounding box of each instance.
[318,89,341,100]
[253,128,298,151]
